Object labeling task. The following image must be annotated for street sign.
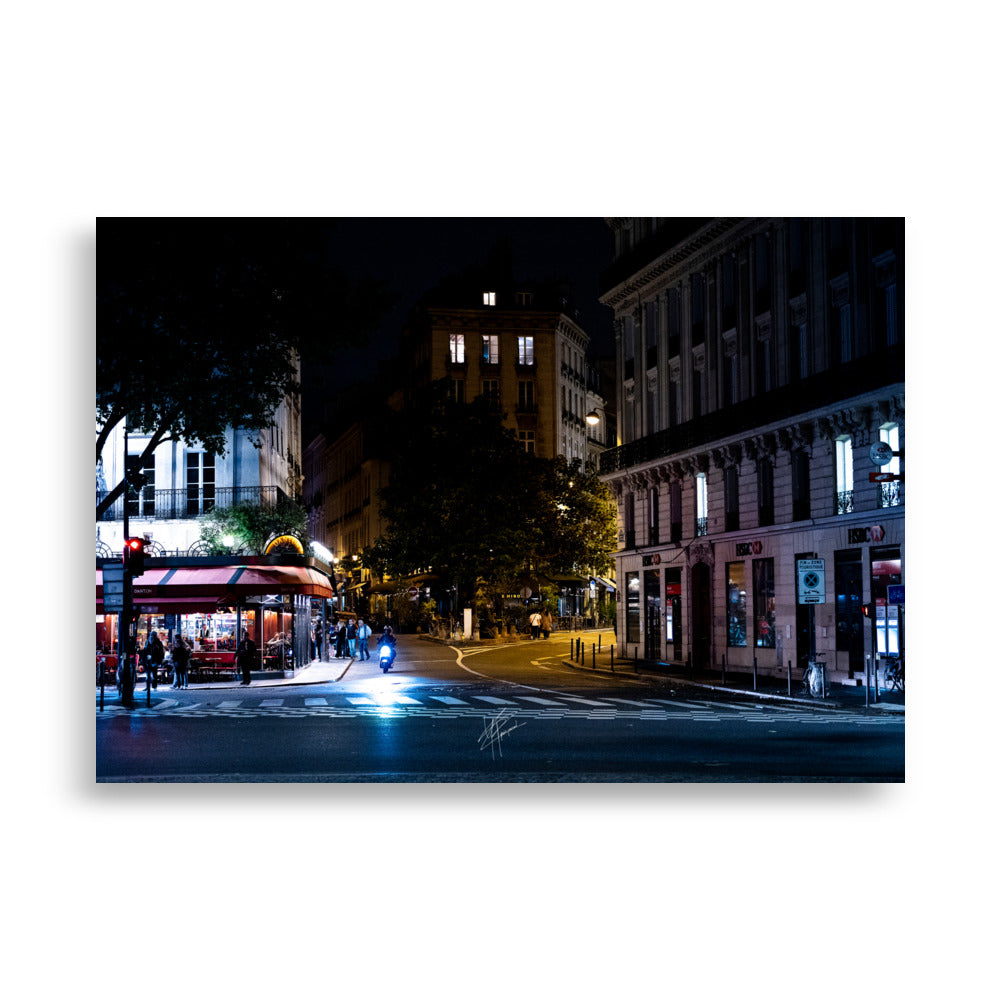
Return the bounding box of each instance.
[869,472,904,482]
[869,441,895,466]
[102,564,125,612]
[797,559,826,605]
[887,584,905,604]
[407,587,419,601]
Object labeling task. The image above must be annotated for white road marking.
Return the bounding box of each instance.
[429,696,468,705]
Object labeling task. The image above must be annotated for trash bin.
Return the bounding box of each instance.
[805,660,825,698]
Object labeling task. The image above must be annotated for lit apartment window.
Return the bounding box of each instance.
[483,291,496,306]
[695,473,708,536]
[518,336,534,365]
[482,335,499,364]
[186,450,215,516]
[879,423,901,508]
[449,333,465,364]
[836,436,854,514]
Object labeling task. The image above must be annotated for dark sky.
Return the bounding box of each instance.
[303,217,615,437]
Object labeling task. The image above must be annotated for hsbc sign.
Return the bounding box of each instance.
[848,524,886,544]
[735,540,764,557]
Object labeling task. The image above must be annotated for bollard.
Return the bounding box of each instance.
[753,656,758,692]
[570,640,574,660]
[721,654,726,686]
[787,660,792,697]
[592,643,596,669]
[610,645,614,672]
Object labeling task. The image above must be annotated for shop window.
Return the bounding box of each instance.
[625,572,641,645]
[753,558,775,648]
[666,569,681,646]
[871,547,902,656]
[727,561,747,647]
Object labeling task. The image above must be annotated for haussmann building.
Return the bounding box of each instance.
[597,218,904,686]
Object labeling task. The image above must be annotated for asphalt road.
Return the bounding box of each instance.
[96,632,905,782]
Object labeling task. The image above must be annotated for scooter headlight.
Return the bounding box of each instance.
[379,645,392,658]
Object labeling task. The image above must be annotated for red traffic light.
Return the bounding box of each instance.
[124,536,146,577]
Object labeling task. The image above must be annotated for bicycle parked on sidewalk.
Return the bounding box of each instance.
[884,657,905,692]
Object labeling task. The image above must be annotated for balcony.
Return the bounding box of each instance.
[837,490,855,515]
[97,486,291,522]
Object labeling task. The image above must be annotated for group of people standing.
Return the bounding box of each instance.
[139,630,193,689]
[315,618,373,661]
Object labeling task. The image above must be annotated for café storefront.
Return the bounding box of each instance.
[96,555,334,680]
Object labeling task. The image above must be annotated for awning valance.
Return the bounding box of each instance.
[96,562,334,613]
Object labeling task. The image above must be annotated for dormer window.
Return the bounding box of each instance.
[483,291,496,306]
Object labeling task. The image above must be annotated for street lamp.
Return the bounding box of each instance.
[586,410,600,426]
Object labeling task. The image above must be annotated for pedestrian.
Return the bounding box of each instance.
[357,618,372,660]
[313,621,323,661]
[335,621,346,659]
[142,630,165,688]
[171,634,190,688]
[529,609,542,639]
[541,610,552,639]
[347,618,358,657]
[236,630,256,686]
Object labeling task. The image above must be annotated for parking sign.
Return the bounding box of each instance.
[797,559,826,605]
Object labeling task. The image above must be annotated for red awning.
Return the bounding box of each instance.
[96,563,333,613]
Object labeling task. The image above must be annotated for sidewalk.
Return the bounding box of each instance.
[560,643,904,714]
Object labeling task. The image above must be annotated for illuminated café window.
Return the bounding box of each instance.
[483,291,496,306]
[449,333,465,364]
[482,334,499,364]
[727,561,747,647]
[518,335,535,365]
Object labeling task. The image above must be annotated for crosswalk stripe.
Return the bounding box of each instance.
[518,696,567,706]
[347,697,375,705]
[473,696,517,705]
[429,696,468,705]
[217,700,242,709]
[605,698,656,707]
[393,695,423,705]
[564,697,615,706]
[259,699,284,707]
[304,698,328,706]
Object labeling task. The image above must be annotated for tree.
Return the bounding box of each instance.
[367,381,617,628]
[198,496,308,556]
[96,219,394,520]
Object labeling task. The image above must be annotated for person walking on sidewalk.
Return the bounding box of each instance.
[529,609,542,639]
[347,618,358,657]
[541,610,552,639]
[236,630,256,686]
[357,618,372,660]
[171,635,190,688]
[142,631,165,688]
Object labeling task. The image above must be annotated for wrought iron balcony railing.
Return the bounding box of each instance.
[837,490,855,515]
[97,485,291,522]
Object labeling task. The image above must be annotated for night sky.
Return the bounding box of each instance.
[303,217,615,436]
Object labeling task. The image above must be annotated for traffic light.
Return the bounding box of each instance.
[862,602,873,618]
[124,536,146,577]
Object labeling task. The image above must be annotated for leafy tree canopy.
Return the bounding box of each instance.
[198,496,308,556]
[365,381,617,611]
[97,219,395,519]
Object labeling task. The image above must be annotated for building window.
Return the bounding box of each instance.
[624,491,635,549]
[518,336,534,366]
[670,480,682,543]
[836,436,854,514]
[482,335,499,364]
[879,423,901,508]
[788,219,806,297]
[648,487,659,546]
[723,347,738,407]
[791,319,809,381]
[757,458,774,527]
[667,287,681,356]
[517,380,535,413]
[483,291,496,306]
[727,562,747,647]
[691,273,705,346]
[126,451,155,519]
[450,379,465,404]
[871,547,902,656]
[518,430,535,454]
[482,379,501,412]
[645,300,658,370]
[186,450,215,516]
[753,558,776,648]
[449,333,465,364]
[838,304,852,364]
[695,472,708,536]
[515,291,533,306]
[792,450,810,521]
[724,466,739,532]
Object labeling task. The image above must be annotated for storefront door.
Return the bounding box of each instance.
[835,551,864,676]
[691,562,711,671]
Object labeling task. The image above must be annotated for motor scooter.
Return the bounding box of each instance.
[378,641,396,673]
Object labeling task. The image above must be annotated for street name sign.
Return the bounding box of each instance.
[797,559,826,605]
[102,564,125,613]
